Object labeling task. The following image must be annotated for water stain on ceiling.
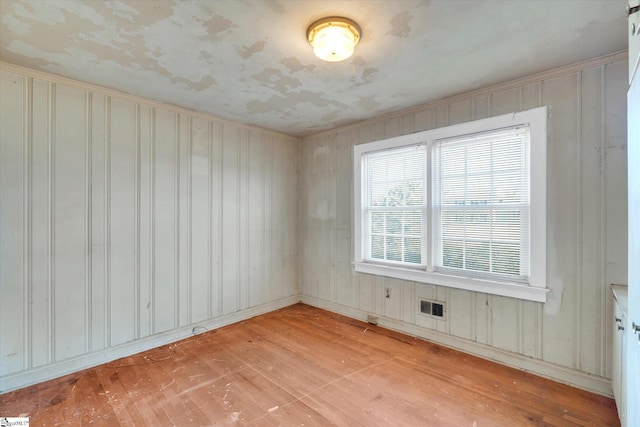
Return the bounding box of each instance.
[0,0,627,137]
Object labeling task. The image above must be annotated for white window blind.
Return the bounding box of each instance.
[363,145,426,265]
[432,126,530,281]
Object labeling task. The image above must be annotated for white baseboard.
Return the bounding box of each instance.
[301,295,613,398]
[0,295,300,394]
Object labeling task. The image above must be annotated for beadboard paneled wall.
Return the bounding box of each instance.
[299,54,628,395]
[0,65,299,392]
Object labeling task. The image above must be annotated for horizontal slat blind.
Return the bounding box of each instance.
[363,145,426,265]
[432,126,530,280]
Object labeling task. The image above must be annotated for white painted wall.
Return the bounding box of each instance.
[0,64,299,392]
[299,54,628,396]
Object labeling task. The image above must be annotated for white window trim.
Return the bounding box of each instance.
[353,106,548,303]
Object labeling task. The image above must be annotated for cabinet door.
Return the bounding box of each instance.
[613,302,624,419]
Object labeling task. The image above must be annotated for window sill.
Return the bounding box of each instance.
[353,262,548,303]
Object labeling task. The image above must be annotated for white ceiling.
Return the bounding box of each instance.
[0,0,628,137]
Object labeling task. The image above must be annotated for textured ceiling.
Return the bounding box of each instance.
[0,0,628,137]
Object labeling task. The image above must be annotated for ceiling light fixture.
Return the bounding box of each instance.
[307,16,361,62]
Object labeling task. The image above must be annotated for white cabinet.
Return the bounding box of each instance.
[612,285,628,425]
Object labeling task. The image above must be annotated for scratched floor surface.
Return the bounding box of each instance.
[0,303,619,426]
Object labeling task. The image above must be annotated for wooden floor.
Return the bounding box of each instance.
[1,303,619,426]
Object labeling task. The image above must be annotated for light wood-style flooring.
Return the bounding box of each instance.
[0,303,619,426]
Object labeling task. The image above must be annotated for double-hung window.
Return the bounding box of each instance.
[353,107,548,302]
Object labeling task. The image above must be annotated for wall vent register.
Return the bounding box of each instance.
[420,299,445,318]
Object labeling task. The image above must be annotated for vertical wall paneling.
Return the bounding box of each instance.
[329,133,337,304]
[138,105,152,338]
[84,92,92,352]
[0,66,299,392]
[221,125,239,315]
[48,83,56,362]
[575,72,583,371]
[23,77,32,369]
[174,114,181,329]
[603,60,628,379]
[54,85,86,361]
[599,67,609,378]
[32,79,51,366]
[190,117,210,322]
[335,131,352,307]
[544,74,579,369]
[179,115,190,326]
[133,104,140,339]
[0,73,25,375]
[109,98,136,346]
[248,131,264,307]
[579,67,603,376]
[264,135,273,302]
[211,123,222,318]
[473,95,490,121]
[153,109,177,333]
[104,96,111,348]
[238,128,248,309]
[299,56,628,395]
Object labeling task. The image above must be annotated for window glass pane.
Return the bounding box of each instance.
[492,243,520,275]
[465,210,490,239]
[441,146,465,176]
[442,240,463,269]
[406,156,424,179]
[493,139,523,171]
[405,238,422,264]
[371,236,384,259]
[466,142,491,174]
[386,236,402,261]
[441,178,465,206]
[385,212,402,234]
[493,172,524,204]
[442,210,464,238]
[465,241,490,272]
[387,155,404,181]
[406,180,424,206]
[371,182,388,207]
[386,183,406,206]
[371,211,384,234]
[492,210,520,241]
[369,157,387,181]
[403,211,422,235]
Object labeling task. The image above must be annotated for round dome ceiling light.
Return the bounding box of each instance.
[307,16,361,62]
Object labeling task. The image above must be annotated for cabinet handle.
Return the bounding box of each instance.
[615,317,622,323]
[633,322,640,335]
[618,325,625,331]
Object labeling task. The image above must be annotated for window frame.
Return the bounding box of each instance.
[353,107,548,303]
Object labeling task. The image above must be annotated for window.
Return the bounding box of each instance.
[364,145,426,265]
[353,107,548,302]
